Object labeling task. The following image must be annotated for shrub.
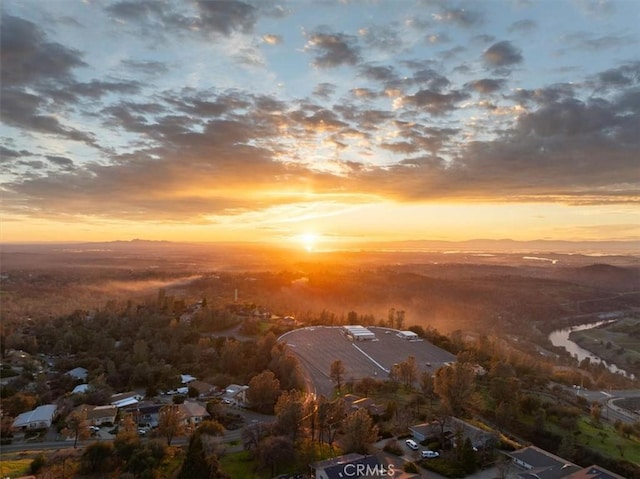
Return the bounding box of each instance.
[403,462,419,473]
[30,454,46,474]
[383,439,403,456]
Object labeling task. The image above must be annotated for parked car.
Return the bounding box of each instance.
[420,450,439,459]
[405,439,419,450]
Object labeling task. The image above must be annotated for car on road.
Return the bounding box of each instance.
[405,439,419,450]
[420,450,439,458]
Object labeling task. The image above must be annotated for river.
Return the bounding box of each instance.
[548,320,634,378]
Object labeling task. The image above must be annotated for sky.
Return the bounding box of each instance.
[1,0,639,248]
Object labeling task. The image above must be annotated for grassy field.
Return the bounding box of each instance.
[0,452,37,478]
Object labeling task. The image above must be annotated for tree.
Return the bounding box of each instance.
[247,370,281,414]
[398,356,418,387]
[460,437,477,474]
[420,371,436,406]
[81,442,114,474]
[590,402,602,426]
[63,410,89,448]
[158,404,185,445]
[114,413,140,461]
[274,390,305,441]
[434,363,477,416]
[258,435,294,477]
[330,359,346,392]
[342,408,378,454]
[177,424,227,479]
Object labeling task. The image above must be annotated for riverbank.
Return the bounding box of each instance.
[569,316,640,379]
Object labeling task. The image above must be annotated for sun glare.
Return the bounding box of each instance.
[300,232,317,252]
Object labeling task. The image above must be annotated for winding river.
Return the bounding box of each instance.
[548,320,634,378]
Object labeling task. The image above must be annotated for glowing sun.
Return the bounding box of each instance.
[300,232,318,252]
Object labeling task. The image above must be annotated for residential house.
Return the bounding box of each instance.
[506,445,581,479]
[188,380,217,397]
[564,465,625,479]
[409,417,494,449]
[66,367,88,381]
[180,374,197,384]
[124,402,164,428]
[71,384,90,395]
[12,404,57,430]
[111,391,143,408]
[76,404,117,426]
[223,384,248,406]
[351,397,385,417]
[310,453,412,479]
[179,401,210,427]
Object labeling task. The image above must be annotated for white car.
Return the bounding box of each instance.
[420,450,439,459]
[405,439,419,450]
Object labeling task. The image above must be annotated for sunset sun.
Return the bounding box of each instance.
[300,232,318,252]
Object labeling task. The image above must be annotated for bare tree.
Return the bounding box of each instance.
[158,404,185,446]
[63,410,90,448]
[330,359,346,392]
[434,363,477,415]
[274,390,305,441]
[343,408,378,454]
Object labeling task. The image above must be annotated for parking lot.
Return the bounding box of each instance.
[279,326,456,397]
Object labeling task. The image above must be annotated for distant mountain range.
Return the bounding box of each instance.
[1,238,638,255]
[354,238,639,254]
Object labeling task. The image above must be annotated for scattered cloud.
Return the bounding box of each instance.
[483,41,523,68]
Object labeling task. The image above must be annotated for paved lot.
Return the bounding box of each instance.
[279,326,456,397]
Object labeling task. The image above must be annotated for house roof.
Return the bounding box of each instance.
[509,446,581,479]
[311,453,365,470]
[76,404,117,421]
[564,466,626,479]
[225,384,248,396]
[180,401,209,418]
[72,384,90,394]
[12,405,57,427]
[112,397,139,408]
[313,454,385,479]
[66,367,88,380]
[181,374,197,384]
[189,380,215,395]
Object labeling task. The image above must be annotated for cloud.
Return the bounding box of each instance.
[483,41,523,67]
[433,7,483,28]
[46,155,75,171]
[359,24,403,52]
[105,0,258,37]
[0,14,85,87]
[121,59,169,75]
[262,33,282,45]
[1,89,96,144]
[195,0,257,35]
[508,19,536,34]
[466,78,506,94]
[306,32,360,68]
[402,89,469,115]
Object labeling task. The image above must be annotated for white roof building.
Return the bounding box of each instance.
[12,404,57,430]
[343,325,376,341]
[66,367,88,381]
[72,384,90,394]
[397,330,420,341]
